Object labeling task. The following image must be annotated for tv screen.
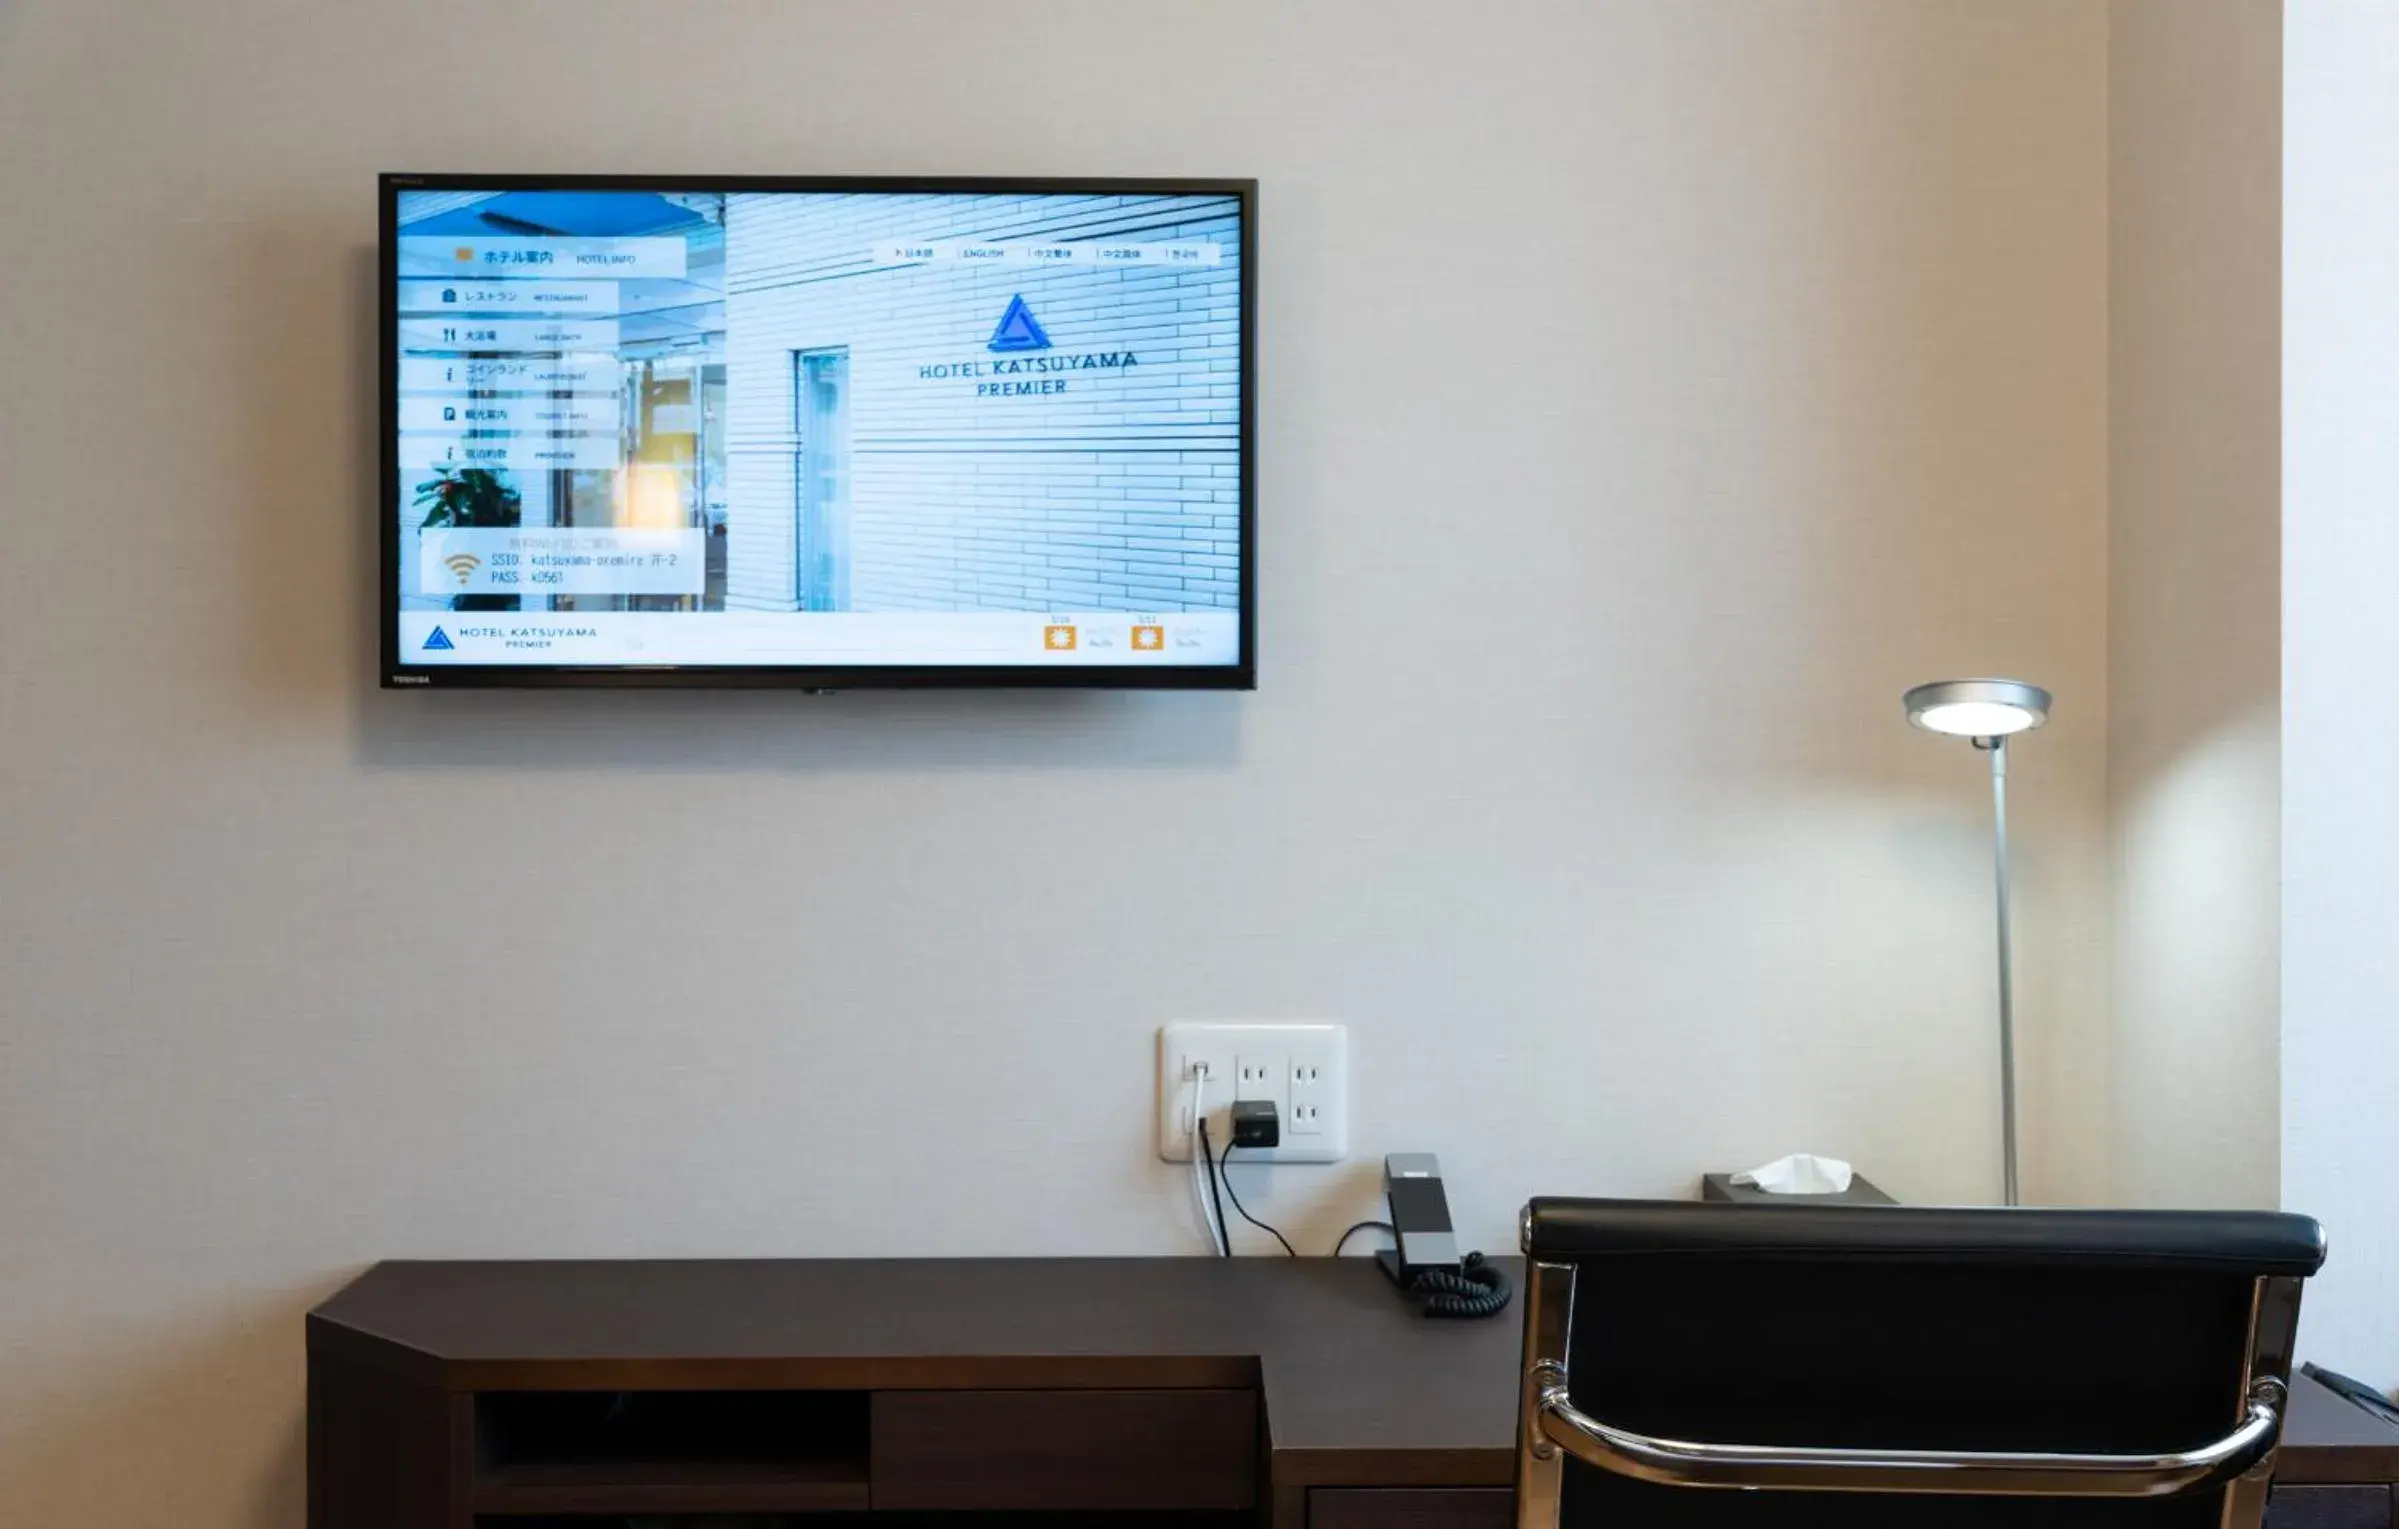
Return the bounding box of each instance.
[381,175,1254,688]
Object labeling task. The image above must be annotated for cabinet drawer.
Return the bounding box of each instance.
[871,1389,1256,1510]
[2266,1485,2395,1529]
[1311,1487,1515,1529]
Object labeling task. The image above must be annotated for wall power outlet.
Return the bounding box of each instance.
[1156,1022,1347,1164]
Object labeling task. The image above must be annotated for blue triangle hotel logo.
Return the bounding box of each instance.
[987,294,1050,353]
[422,625,455,651]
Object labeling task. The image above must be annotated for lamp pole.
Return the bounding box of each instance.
[1980,734,2019,1207]
[1902,677,2048,1208]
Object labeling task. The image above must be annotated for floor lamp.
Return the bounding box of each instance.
[1903,678,2052,1207]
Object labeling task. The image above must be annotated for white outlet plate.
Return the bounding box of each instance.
[1157,1022,1347,1164]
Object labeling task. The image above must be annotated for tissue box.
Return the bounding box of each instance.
[1700,1171,1895,1205]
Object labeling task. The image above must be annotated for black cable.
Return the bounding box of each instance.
[1195,1118,1231,1256]
[1332,1220,1394,1258]
[1215,1143,1298,1257]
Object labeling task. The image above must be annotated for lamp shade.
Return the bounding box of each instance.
[1904,678,2051,739]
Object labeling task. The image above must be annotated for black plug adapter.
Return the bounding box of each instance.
[1229,1098,1281,1149]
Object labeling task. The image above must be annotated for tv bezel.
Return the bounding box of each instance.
[379,172,1258,690]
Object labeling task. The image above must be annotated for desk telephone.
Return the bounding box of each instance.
[1377,1153,1512,1319]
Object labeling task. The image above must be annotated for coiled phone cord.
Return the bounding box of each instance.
[1404,1251,1513,1320]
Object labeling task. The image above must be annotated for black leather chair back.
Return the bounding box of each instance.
[1516,1199,2324,1529]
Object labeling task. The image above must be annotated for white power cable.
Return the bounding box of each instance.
[1188,1065,1225,1254]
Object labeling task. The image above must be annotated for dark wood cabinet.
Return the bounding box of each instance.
[2266,1485,2396,1529]
[1311,1487,1515,1529]
[307,1258,2399,1529]
[307,1353,466,1529]
[872,1388,1257,1510]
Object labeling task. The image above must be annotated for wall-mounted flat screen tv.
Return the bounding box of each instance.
[381,175,1254,688]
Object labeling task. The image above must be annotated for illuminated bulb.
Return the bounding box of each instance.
[1914,701,2039,737]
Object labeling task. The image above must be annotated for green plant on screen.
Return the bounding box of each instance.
[413,468,521,610]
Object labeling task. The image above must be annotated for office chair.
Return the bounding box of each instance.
[1515,1199,2325,1529]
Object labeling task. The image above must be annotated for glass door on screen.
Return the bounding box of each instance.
[797,348,851,612]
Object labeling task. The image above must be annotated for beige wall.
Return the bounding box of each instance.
[2103,0,2282,1209]
[0,3,2110,1525]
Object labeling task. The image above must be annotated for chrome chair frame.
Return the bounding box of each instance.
[1514,1221,2306,1529]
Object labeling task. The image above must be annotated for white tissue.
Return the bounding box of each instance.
[1730,1153,1854,1195]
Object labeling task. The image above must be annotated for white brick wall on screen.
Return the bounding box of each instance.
[721,192,1242,613]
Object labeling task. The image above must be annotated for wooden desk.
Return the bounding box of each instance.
[308,1257,2399,1529]
[2274,1373,2399,1528]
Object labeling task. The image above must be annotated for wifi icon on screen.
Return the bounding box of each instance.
[443,552,482,587]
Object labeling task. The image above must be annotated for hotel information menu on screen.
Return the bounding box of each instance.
[391,185,1246,673]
